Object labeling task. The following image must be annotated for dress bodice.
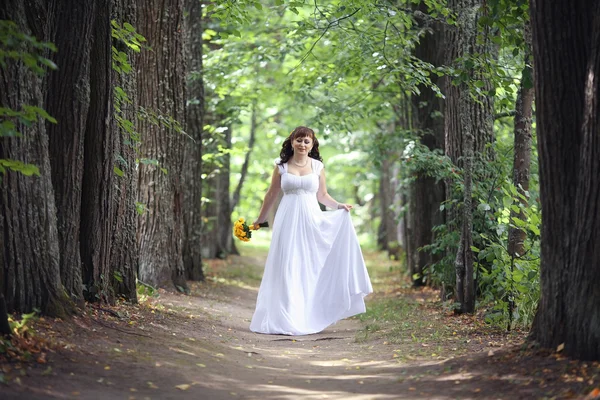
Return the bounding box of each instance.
[276,158,323,195]
[281,173,319,195]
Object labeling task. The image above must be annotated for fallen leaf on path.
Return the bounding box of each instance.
[175,384,191,390]
[196,363,206,368]
[557,343,565,352]
[147,381,158,389]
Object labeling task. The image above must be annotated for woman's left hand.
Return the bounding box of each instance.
[337,203,353,211]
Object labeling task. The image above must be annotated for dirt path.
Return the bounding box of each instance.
[1,246,599,399]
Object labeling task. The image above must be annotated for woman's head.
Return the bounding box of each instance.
[279,126,323,164]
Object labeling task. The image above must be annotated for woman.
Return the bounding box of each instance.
[250,126,373,336]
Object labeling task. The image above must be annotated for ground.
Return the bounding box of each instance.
[1,241,599,400]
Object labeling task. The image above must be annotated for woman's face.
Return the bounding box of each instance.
[292,135,313,155]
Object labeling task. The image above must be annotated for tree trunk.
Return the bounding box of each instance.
[409,11,446,286]
[216,124,237,258]
[507,26,534,259]
[0,293,10,336]
[444,0,495,313]
[136,0,188,291]
[80,0,116,303]
[46,1,97,303]
[529,0,600,361]
[110,0,139,301]
[506,25,534,329]
[182,0,205,281]
[0,0,69,317]
[231,100,257,212]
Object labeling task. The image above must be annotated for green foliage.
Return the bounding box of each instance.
[8,310,38,335]
[110,20,146,73]
[0,20,57,179]
[475,181,540,329]
[0,159,40,176]
[136,280,159,300]
[0,20,57,74]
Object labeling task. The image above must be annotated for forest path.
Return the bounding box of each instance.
[2,240,597,399]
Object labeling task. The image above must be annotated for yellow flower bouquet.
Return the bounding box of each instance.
[233,218,268,242]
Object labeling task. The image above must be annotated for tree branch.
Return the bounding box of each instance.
[495,110,517,119]
[288,8,361,74]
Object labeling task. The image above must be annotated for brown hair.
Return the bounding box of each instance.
[278,126,323,165]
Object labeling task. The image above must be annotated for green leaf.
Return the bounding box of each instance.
[0,159,40,176]
[135,202,146,215]
[113,166,124,177]
[0,120,19,137]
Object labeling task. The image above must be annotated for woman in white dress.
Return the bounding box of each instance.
[250,126,373,335]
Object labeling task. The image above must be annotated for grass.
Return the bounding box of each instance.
[355,249,529,363]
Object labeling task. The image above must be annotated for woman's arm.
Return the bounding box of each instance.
[317,168,353,211]
[253,166,282,226]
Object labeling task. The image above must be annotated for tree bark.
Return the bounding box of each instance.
[0,293,10,336]
[529,0,600,360]
[136,0,188,290]
[216,124,237,257]
[444,0,495,313]
[183,0,205,281]
[45,1,98,303]
[409,9,446,286]
[0,0,69,317]
[507,25,534,259]
[80,0,116,302]
[110,0,139,301]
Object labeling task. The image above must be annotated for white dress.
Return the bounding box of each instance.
[250,158,373,335]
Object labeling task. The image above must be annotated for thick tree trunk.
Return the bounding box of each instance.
[409,12,445,286]
[529,0,600,360]
[183,0,205,281]
[445,0,495,313]
[46,1,97,303]
[110,0,139,301]
[136,0,188,290]
[0,0,69,317]
[80,0,116,302]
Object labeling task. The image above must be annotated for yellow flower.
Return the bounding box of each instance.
[238,217,245,223]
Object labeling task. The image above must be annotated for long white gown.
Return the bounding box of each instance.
[249,158,373,335]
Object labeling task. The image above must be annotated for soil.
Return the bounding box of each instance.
[1,249,599,400]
